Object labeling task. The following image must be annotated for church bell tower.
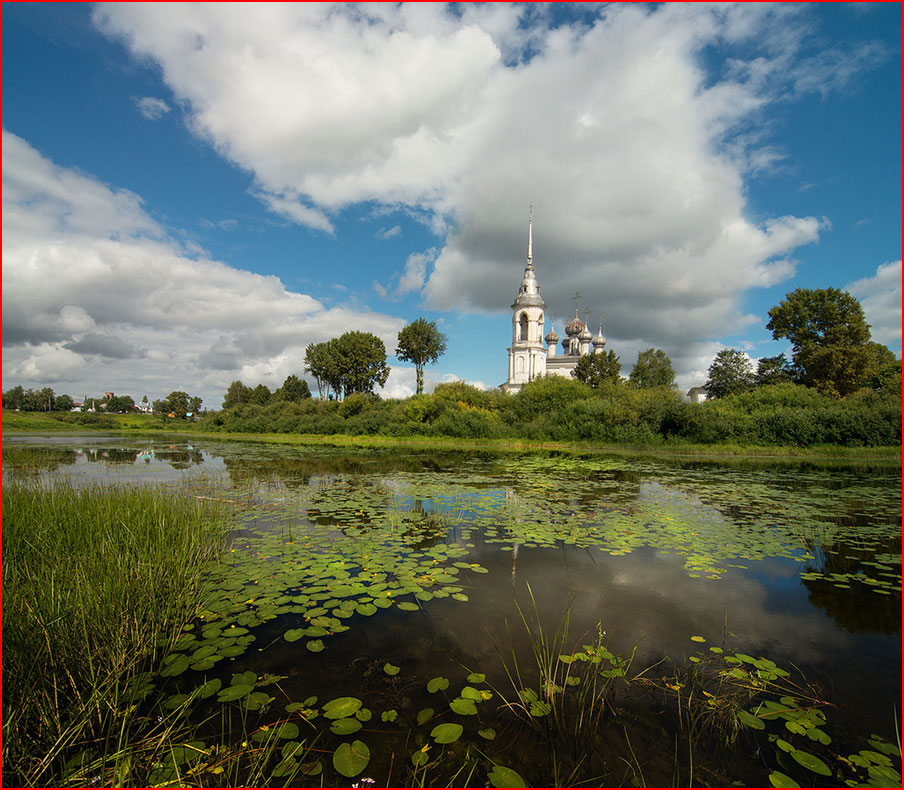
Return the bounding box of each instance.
[504,210,547,391]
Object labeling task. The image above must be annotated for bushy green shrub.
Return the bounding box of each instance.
[504,376,592,425]
[432,381,499,410]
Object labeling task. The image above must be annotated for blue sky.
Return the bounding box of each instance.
[3,3,900,407]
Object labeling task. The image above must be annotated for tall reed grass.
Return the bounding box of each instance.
[2,480,230,786]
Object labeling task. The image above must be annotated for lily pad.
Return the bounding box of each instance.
[450,697,478,715]
[427,677,449,693]
[216,683,254,702]
[332,740,370,778]
[488,765,527,788]
[306,639,325,652]
[790,748,831,776]
[383,663,400,676]
[430,722,464,744]
[478,728,497,740]
[322,696,363,719]
[330,717,363,735]
[416,707,434,725]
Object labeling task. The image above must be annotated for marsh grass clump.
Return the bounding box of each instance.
[2,480,230,786]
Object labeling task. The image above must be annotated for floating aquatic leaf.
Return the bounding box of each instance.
[198,678,222,699]
[160,654,190,677]
[452,593,469,602]
[460,686,483,701]
[416,708,434,725]
[217,683,254,702]
[529,700,551,717]
[790,748,831,776]
[383,663,400,676]
[736,710,764,730]
[163,693,191,710]
[397,602,420,611]
[322,697,362,719]
[450,697,478,715]
[768,771,800,788]
[427,677,450,693]
[355,603,377,616]
[488,765,527,787]
[430,722,463,744]
[355,707,372,722]
[690,636,706,643]
[330,717,363,735]
[478,728,496,740]
[411,749,429,768]
[282,741,306,759]
[232,671,257,686]
[467,672,486,683]
[332,740,370,778]
[306,639,325,652]
[381,709,398,723]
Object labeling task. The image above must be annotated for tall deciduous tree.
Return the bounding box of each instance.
[705,349,754,399]
[629,348,676,389]
[766,287,876,396]
[248,384,272,406]
[164,391,190,418]
[223,380,251,410]
[304,341,337,400]
[755,353,795,387]
[396,318,448,395]
[332,331,390,398]
[274,374,311,402]
[572,350,622,388]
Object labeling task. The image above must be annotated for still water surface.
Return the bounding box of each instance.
[4,435,900,787]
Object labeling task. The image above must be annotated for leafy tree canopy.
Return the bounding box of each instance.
[396,318,448,395]
[572,350,622,389]
[755,353,795,387]
[163,391,190,418]
[274,374,311,402]
[629,348,676,389]
[223,380,251,410]
[766,287,876,395]
[304,341,337,400]
[705,348,755,399]
[332,331,390,398]
[248,384,272,407]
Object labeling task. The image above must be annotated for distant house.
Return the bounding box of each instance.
[686,386,708,403]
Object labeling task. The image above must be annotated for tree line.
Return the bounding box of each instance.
[2,387,203,418]
[705,287,899,399]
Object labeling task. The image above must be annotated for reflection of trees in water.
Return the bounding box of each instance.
[801,537,901,634]
[153,448,205,469]
[219,449,490,489]
[80,448,142,464]
[3,448,78,474]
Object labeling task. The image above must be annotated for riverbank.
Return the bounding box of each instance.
[3,414,900,467]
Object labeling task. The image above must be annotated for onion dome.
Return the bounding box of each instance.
[565,314,585,336]
[592,328,606,348]
[579,324,593,342]
[544,326,559,344]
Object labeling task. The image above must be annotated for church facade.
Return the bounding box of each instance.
[501,215,607,393]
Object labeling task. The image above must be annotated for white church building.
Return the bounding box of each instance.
[502,215,608,393]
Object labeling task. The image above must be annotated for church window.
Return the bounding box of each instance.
[519,313,529,341]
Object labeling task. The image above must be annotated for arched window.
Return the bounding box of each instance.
[519,313,529,342]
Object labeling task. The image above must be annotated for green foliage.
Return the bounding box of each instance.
[433,381,498,409]
[396,318,448,395]
[572,350,622,388]
[304,341,337,400]
[223,380,251,410]
[53,393,74,412]
[629,348,676,389]
[3,482,228,785]
[706,349,755,399]
[106,394,135,413]
[767,287,877,396]
[248,383,272,406]
[163,391,191,418]
[274,374,311,402]
[756,354,795,387]
[507,375,593,423]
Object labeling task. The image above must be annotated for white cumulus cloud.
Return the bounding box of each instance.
[1,130,406,404]
[847,260,902,352]
[91,3,889,384]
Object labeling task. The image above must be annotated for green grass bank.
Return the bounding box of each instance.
[2,481,230,787]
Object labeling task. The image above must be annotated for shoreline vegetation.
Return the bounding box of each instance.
[3,378,900,467]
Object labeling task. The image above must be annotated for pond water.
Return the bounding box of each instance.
[4,435,901,787]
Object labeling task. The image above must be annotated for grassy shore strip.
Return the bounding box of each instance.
[4,414,900,466]
[2,481,231,787]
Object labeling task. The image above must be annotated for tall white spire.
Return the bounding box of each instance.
[527,205,533,268]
